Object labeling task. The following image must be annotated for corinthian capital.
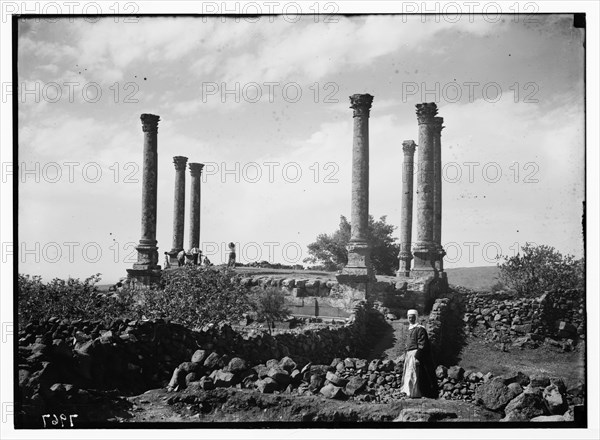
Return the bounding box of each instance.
[402,140,416,155]
[140,113,160,133]
[189,162,205,177]
[433,116,445,133]
[173,156,188,171]
[415,103,438,125]
[349,93,374,118]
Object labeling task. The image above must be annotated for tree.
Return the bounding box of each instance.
[304,215,400,275]
[250,287,290,335]
[497,243,584,297]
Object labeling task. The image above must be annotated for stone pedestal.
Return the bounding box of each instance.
[432,116,445,271]
[337,93,376,294]
[169,156,188,264]
[127,113,161,286]
[398,140,416,277]
[188,163,204,250]
[412,103,437,275]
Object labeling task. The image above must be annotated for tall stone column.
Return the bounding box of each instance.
[432,116,446,271]
[169,156,188,263]
[412,103,437,274]
[188,163,204,250]
[398,140,416,277]
[338,93,375,282]
[127,113,161,285]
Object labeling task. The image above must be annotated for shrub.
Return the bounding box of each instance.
[250,287,290,335]
[497,243,584,297]
[133,266,253,328]
[17,273,136,329]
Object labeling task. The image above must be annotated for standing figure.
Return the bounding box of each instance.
[176,249,185,267]
[400,309,438,398]
[227,242,236,269]
[163,252,171,269]
[189,247,200,265]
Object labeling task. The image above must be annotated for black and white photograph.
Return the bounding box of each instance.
[1,1,598,438]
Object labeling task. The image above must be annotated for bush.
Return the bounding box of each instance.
[498,243,584,297]
[18,273,136,329]
[18,267,256,329]
[133,266,253,328]
[250,287,290,334]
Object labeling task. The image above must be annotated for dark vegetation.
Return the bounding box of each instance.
[18,266,290,331]
[304,215,400,275]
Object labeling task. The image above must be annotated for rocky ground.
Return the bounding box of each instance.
[111,316,583,426]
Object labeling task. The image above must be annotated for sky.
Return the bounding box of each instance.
[13,12,586,284]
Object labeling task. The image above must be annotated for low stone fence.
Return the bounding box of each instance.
[458,286,585,345]
[234,273,443,319]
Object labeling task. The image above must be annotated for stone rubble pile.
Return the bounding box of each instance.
[166,351,583,423]
[473,371,584,422]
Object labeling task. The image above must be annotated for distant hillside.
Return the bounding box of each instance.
[445,266,500,291]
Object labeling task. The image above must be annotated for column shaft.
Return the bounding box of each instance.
[340,93,374,280]
[398,140,416,276]
[432,117,445,271]
[170,156,188,258]
[412,103,437,273]
[188,163,204,250]
[129,113,161,281]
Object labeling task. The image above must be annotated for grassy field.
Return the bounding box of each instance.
[445,266,500,291]
[459,336,585,388]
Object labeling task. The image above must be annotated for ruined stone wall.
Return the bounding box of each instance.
[426,291,466,366]
[18,302,371,413]
[459,287,585,342]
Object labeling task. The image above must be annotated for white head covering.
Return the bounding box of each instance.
[407,309,419,329]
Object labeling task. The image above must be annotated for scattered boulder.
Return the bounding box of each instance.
[325,371,348,387]
[319,383,346,400]
[198,376,215,391]
[345,376,367,396]
[279,357,297,373]
[502,388,547,421]
[475,377,522,411]
[543,384,568,415]
[267,367,291,387]
[227,357,247,374]
[256,378,278,394]
[502,371,530,387]
[447,366,464,381]
[435,365,448,379]
[210,370,235,388]
[191,349,208,364]
[203,352,220,370]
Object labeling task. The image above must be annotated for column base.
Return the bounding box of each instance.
[339,240,376,280]
[397,251,413,277]
[411,241,437,275]
[134,239,160,268]
[432,246,446,272]
[126,268,162,288]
